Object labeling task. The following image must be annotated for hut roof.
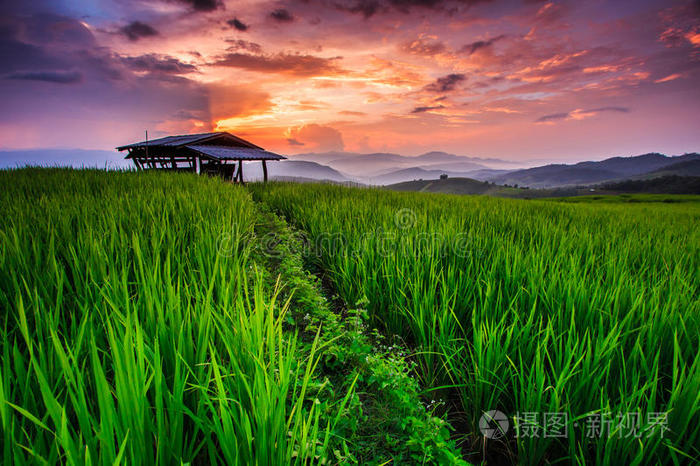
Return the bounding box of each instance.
[186,145,285,161]
[117,131,285,161]
[116,131,263,151]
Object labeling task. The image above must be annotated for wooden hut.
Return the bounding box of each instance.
[117,132,285,182]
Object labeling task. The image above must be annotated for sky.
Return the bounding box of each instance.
[1,0,699,161]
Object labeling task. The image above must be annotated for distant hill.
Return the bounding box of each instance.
[288,150,700,187]
[267,176,365,187]
[245,160,350,182]
[458,168,513,181]
[645,159,700,177]
[387,177,529,197]
[371,167,491,185]
[289,150,522,180]
[598,175,700,194]
[415,162,509,174]
[387,174,700,198]
[267,160,349,182]
[323,153,422,177]
[0,149,129,169]
[490,165,621,188]
[490,153,700,188]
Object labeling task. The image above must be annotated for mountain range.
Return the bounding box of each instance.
[284,151,700,187]
[487,153,700,188]
[288,150,524,182]
[1,149,698,190]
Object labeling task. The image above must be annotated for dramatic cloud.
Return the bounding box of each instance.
[425,74,466,92]
[0,13,209,149]
[286,124,344,151]
[536,107,630,123]
[176,0,221,12]
[402,36,446,56]
[213,52,343,77]
[586,107,630,114]
[535,112,569,123]
[270,9,294,22]
[226,40,263,54]
[654,73,684,83]
[332,0,493,18]
[412,105,445,113]
[228,18,249,31]
[120,22,159,41]
[4,70,82,84]
[335,0,382,18]
[208,84,273,122]
[461,35,505,55]
[120,54,197,74]
[2,0,699,159]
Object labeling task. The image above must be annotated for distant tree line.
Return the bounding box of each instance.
[600,175,700,194]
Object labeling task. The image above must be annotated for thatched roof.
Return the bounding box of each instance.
[186,145,284,161]
[117,131,285,161]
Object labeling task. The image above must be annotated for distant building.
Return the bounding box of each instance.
[117,131,285,183]
[440,174,448,180]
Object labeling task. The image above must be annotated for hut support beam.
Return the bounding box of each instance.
[262,160,268,182]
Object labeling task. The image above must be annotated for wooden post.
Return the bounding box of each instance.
[131,150,142,170]
[238,160,244,184]
[262,160,268,182]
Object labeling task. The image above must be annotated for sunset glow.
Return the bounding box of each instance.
[2,0,699,160]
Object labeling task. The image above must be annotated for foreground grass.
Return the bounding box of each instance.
[0,169,464,465]
[251,182,700,465]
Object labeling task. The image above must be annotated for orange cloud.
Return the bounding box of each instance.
[285,124,344,151]
[654,73,684,84]
[484,107,521,114]
[212,51,344,77]
[536,106,629,124]
[583,64,620,73]
[208,84,273,123]
[686,31,700,46]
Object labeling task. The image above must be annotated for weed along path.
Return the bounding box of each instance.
[0,169,465,465]
[249,181,700,465]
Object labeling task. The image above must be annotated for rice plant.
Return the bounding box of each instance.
[0,169,342,464]
[1,169,469,465]
[250,182,700,465]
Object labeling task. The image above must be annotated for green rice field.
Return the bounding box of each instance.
[250,182,700,465]
[1,169,698,464]
[0,169,463,465]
